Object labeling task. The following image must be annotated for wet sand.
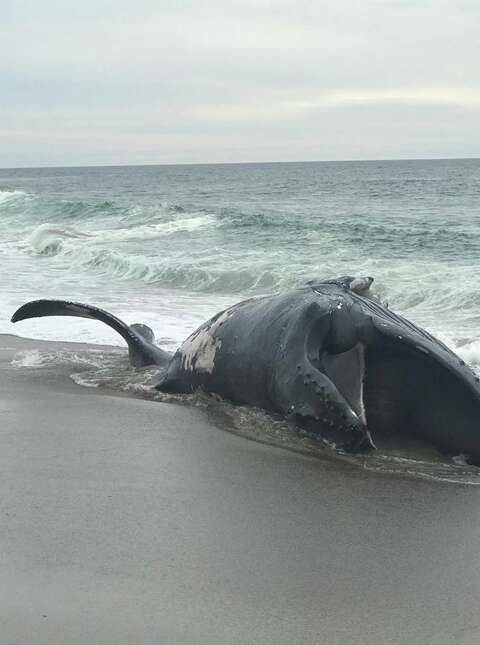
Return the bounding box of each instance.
[1,334,480,644]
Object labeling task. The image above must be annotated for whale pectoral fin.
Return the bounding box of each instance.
[277,362,374,452]
[11,299,171,368]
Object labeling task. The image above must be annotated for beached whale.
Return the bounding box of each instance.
[11,276,480,462]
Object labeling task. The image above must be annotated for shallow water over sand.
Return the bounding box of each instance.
[10,342,480,485]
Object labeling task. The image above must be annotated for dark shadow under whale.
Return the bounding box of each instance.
[11,276,480,464]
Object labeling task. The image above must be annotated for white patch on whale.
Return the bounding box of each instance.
[180,308,233,373]
[178,297,260,374]
[184,335,223,373]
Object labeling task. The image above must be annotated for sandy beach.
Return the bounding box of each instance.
[1,333,479,644]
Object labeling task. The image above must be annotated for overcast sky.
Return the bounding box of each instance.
[1,0,479,167]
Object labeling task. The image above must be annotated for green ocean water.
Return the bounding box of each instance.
[1,159,480,356]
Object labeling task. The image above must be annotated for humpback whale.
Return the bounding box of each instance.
[11,276,480,463]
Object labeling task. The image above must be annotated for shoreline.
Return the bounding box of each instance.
[1,333,480,644]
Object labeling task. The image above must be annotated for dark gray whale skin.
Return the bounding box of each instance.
[11,276,480,461]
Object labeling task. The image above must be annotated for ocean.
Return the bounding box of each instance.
[3,159,480,482]
[1,159,480,357]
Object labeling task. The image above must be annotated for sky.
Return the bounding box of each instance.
[1,0,479,167]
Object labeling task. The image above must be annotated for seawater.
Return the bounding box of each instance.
[1,160,480,359]
[3,159,480,484]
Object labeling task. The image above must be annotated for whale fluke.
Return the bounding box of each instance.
[11,299,171,368]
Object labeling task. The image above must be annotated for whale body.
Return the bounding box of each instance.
[11,276,480,462]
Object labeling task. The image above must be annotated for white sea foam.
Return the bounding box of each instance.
[69,373,100,388]
[452,339,480,369]
[11,349,49,368]
[11,348,118,370]
[0,189,26,205]
[97,214,216,242]
[434,333,480,371]
[70,365,159,391]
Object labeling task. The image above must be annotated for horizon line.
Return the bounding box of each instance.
[1,155,479,171]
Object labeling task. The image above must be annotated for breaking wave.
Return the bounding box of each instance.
[29,223,92,256]
[0,189,27,205]
[76,252,286,292]
[27,212,215,256]
[25,235,306,293]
